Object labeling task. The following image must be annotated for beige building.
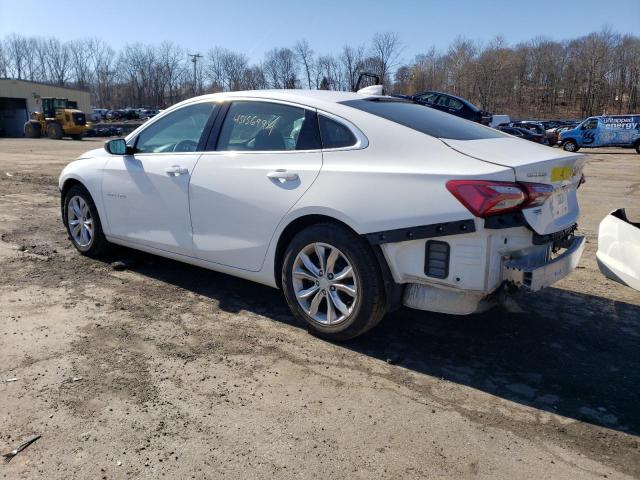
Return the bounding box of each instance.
[0,78,91,137]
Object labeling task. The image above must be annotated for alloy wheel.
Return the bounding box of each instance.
[291,242,358,326]
[67,195,94,248]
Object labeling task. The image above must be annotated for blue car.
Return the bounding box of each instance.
[560,115,640,153]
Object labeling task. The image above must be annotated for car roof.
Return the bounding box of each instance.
[176,89,380,111]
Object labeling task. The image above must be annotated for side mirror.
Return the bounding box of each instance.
[104,138,131,155]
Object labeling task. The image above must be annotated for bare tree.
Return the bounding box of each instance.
[0,41,8,78]
[264,47,298,88]
[5,34,28,79]
[89,39,117,107]
[70,39,93,89]
[294,40,314,89]
[242,65,267,90]
[158,41,186,104]
[339,44,365,91]
[315,54,340,90]
[370,32,402,84]
[46,38,72,85]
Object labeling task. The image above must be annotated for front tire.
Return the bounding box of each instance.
[63,185,109,256]
[562,139,579,152]
[47,123,63,140]
[281,223,387,341]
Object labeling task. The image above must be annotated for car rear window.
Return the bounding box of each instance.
[340,99,505,141]
[318,115,357,149]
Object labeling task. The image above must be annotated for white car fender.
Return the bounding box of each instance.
[59,154,111,233]
[597,209,640,291]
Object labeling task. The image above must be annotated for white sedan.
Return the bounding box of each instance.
[59,89,586,340]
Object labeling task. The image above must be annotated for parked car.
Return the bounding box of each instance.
[404,91,493,125]
[106,110,121,121]
[91,108,108,122]
[138,109,159,120]
[59,90,586,340]
[497,126,545,143]
[546,123,579,146]
[489,114,511,128]
[560,115,640,152]
[510,121,557,145]
[122,109,140,120]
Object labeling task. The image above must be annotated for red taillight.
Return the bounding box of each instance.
[446,180,527,217]
[520,182,553,207]
[446,180,556,217]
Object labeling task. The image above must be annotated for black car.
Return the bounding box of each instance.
[498,126,545,143]
[405,91,493,125]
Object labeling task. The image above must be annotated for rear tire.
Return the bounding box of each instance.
[562,139,579,152]
[635,141,640,154]
[281,223,387,341]
[63,185,109,257]
[47,123,63,140]
[24,121,41,138]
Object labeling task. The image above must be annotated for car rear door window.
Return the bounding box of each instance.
[341,99,505,140]
[446,97,464,111]
[318,115,357,149]
[216,101,320,151]
[135,102,215,153]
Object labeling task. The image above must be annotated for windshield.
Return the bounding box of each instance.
[340,99,505,140]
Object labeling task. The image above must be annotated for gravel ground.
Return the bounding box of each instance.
[0,137,639,479]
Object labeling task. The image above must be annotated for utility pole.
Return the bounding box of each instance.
[188,53,203,96]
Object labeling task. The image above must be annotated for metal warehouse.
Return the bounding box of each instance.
[0,79,91,137]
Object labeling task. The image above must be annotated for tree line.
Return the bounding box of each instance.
[1,29,638,118]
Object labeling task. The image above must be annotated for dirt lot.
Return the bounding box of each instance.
[0,137,639,479]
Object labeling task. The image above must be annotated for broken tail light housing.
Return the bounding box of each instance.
[519,182,554,207]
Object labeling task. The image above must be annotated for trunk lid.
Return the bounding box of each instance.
[441,137,586,235]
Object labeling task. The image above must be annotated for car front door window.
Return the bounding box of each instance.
[135,102,215,153]
[446,97,464,111]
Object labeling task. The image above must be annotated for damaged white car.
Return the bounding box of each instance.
[59,89,586,340]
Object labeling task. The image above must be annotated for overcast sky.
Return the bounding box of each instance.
[1,0,638,63]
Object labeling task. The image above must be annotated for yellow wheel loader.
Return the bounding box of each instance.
[23,98,90,140]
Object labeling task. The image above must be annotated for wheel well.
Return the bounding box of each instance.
[274,215,355,288]
[273,214,403,310]
[60,179,85,221]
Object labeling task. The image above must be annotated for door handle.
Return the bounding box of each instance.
[165,165,189,176]
[267,170,299,182]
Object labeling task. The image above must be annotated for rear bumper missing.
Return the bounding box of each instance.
[502,235,585,291]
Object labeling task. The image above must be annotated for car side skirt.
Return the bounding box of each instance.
[105,235,279,289]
